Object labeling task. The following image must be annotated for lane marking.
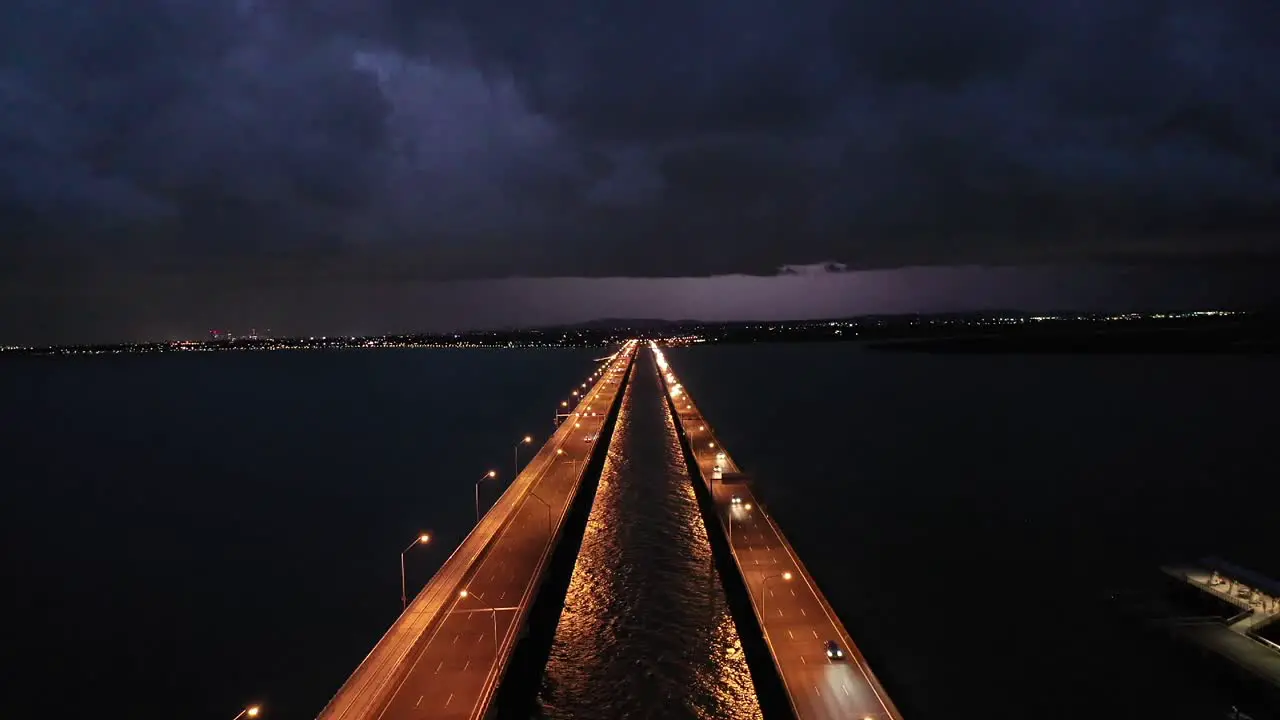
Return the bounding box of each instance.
[445,693,454,708]
[435,661,444,674]
[415,696,423,708]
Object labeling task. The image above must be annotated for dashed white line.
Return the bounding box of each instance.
[435,661,444,674]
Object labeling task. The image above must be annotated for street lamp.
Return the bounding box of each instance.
[527,491,552,537]
[400,533,431,610]
[514,435,533,478]
[475,470,498,524]
[232,706,261,720]
[761,571,793,623]
[557,448,579,474]
[457,589,515,656]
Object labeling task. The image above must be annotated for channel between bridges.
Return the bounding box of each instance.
[316,340,638,720]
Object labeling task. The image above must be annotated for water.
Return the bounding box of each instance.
[665,343,1278,719]
[2,345,1275,719]
[0,348,602,720]
[538,351,761,720]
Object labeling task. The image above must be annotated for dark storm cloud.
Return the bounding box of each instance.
[2,0,1279,299]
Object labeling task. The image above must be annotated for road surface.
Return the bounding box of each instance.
[651,343,903,720]
[318,341,637,720]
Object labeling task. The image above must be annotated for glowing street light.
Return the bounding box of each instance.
[474,470,498,524]
[514,435,533,479]
[232,706,261,720]
[400,533,431,610]
[761,571,793,623]
[457,589,508,655]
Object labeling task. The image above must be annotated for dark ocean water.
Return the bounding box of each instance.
[665,344,1278,720]
[538,351,760,720]
[2,345,1276,719]
[0,348,602,720]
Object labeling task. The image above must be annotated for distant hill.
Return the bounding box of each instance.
[537,318,705,331]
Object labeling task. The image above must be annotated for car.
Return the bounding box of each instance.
[824,640,845,660]
[730,495,743,505]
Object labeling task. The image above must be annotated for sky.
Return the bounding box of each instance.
[2,0,1278,343]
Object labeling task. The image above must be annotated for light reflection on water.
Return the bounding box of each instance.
[538,355,762,720]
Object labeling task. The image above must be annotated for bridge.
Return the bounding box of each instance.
[651,342,904,720]
[316,338,904,719]
[315,340,638,720]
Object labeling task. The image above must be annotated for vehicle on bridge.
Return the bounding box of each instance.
[825,640,845,661]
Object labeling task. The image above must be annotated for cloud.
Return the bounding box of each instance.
[778,262,848,276]
[1,0,1279,297]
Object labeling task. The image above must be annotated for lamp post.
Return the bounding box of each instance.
[474,470,497,524]
[761,571,793,625]
[458,590,518,656]
[231,706,261,720]
[527,491,552,537]
[400,533,431,610]
[513,435,532,479]
[556,448,579,474]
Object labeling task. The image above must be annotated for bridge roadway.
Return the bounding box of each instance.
[650,342,903,720]
[317,340,638,720]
